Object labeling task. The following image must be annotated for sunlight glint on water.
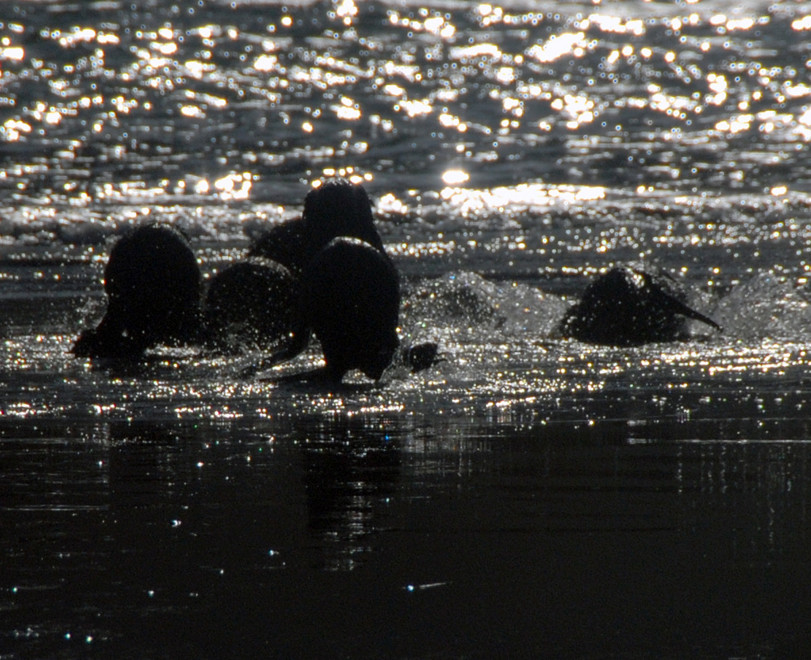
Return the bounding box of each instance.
[3,1,811,657]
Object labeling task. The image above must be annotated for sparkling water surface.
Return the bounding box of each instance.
[3,0,811,657]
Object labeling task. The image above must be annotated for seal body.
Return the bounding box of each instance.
[72,223,201,358]
[300,237,400,381]
[244,179,392,371]
[248,218,308,277]
[558,266,720,346]
[203,258,298,352]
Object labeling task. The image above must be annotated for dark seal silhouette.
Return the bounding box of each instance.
[240,180,440,379]
[72,223,202,358]
[202,258,299,353]
[299,237,400,382]
[247,218,308,277]
[248,179,385,278]
[557,266,721,346]
[301,178,385,260]
[243,179,398,375]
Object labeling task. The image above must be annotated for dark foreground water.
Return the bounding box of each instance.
[3,0,811,657]
[5,411,811,658]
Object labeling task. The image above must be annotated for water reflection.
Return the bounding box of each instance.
[299,417,401,570]
[631,416,811,565]
[4,408,811,655]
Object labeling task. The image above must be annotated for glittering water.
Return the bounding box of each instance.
[3,1,811,657]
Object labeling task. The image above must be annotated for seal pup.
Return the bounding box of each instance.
[557,266,721,346]
[72,223,202,358]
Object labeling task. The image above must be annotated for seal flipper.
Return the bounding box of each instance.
[238,326,311,378]
[640,270,722,332]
